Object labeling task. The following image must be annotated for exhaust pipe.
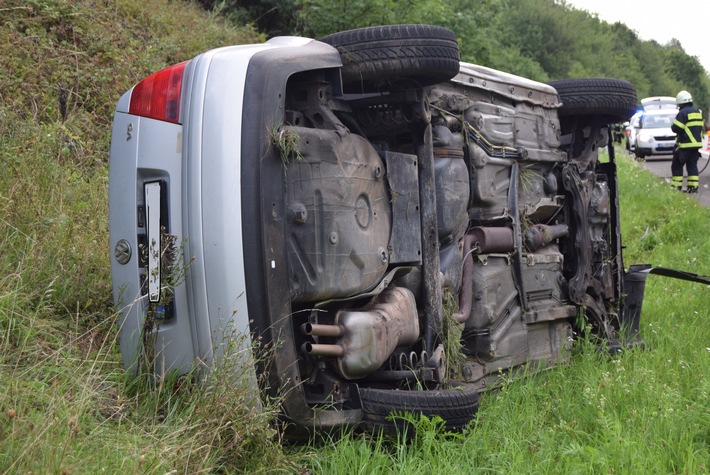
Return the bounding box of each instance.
[524,224,569,251]
[299,287,419,379]
[469,226,514,253]
[301,342,345,358]
[301,322,343,338]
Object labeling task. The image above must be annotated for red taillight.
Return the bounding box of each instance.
[129,62,187,124]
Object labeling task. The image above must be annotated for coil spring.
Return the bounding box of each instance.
[385,350,428,371]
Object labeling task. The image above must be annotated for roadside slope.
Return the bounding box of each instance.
[0,2,290,473]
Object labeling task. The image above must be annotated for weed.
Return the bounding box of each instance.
[519,164,542,196]
[270,122,304,166]
[442,290,465,380]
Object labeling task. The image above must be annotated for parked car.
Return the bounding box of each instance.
[625,110,642,152]
[626,97,680,157]
[109,25,649,435]
[634,108,678,158]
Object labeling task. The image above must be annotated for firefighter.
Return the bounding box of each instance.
[611,123,624,144]
[671,90,704,193]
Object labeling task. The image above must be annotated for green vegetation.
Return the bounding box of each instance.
[0,1,284,473]
[203,0,710,113]
[1,0,708,473]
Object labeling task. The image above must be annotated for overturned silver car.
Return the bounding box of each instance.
[109,25,648,434]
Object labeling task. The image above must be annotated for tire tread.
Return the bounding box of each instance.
[320,24,460,91]
[359,386,479,435]
[547,77,638,121]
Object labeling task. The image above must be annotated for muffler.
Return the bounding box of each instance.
[301,286,419,379]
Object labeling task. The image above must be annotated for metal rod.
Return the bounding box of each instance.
[417,120,443,354]
[300,322,343,338]
[301,342,344,358]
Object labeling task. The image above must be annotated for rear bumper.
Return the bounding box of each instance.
[109,38,349,427]
[636,146,674,156]
[108,46,259,386]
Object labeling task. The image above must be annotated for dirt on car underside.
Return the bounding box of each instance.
[249,25,644,434]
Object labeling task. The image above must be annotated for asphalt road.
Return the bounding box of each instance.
[628,147,710,206]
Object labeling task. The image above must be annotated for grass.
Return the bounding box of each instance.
[301,336,708,473]
[0,1,289,473]
[1,0,708,472]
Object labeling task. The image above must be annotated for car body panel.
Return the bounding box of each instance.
[110,39,325,386]
[640,96,676,110]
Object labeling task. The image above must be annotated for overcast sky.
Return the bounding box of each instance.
[563,0,709,75]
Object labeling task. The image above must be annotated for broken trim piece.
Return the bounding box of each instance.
[642,266,710,285]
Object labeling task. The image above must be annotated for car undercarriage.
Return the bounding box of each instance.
[110,24,659,435]
[243,26,645,433]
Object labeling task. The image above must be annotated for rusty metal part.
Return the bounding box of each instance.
[302,343,345,358]
[453,233,476,324]
[301,323,343,338]
[454,226,519,323]
[415,108,443,358]
[426,345,446,383]
[523,224,569,251]
[301,287,420,380]
[469,226,514,254]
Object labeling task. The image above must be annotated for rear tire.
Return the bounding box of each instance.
[320,24,460,93]
[547,78,638,123]
[359,385,479,436]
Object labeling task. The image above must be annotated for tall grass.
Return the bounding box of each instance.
[0,1,289,473]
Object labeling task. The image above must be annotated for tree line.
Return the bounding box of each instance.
[197,0,710,118]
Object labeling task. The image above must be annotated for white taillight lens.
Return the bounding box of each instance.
[129,62,187,124]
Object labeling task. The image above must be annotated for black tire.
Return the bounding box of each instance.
[547,78,638,123]
[320,24,460,93]
[359,385,479,436]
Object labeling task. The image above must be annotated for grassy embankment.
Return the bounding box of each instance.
[0,1,288,473]
[1,1,708,473]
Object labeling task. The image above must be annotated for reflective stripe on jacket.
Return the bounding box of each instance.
[672,106,704,149]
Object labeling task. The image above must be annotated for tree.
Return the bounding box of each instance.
[196,0,710,116]
[664,44,710,115]
[197,0,300,36]
[503,0,575,78]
